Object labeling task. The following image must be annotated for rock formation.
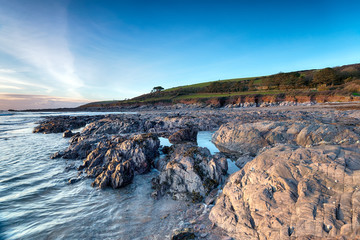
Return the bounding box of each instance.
[210,144,360,239]
[212,121,360,156]
[168,127,198,144]
[33,115,102,134]
[80,134,160,189]
[151,143,228,202]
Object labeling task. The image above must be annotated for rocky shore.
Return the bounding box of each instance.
[33,103,360,239]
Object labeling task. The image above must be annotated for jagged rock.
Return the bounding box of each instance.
[92,160,134,189]
[212,121,360,156]
[63,130,74,138]
[151,143,227,202]
[209,144,360,239]
[61,135,106,160]
[168,127,198,144]
[80,134,160,189]
[33,115,100,134]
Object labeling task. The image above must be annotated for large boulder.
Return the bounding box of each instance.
[78,134,160,189]
[212,121,360,156]
[168,127,198,144]
[209,144,360,239]
[151,143,228,202]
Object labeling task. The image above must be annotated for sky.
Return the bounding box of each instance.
[0,0,360,110]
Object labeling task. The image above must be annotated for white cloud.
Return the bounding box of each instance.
[0,68,16,74]
[0,75,53,93]
[0,1,83,98]
[0,84,21,90]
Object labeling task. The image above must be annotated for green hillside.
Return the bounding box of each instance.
[80,63,360,108]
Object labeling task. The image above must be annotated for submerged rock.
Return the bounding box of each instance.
[151,143,227,202]
[209,144,360,239]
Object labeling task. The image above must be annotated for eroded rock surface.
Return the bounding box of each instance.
[152,143,228,202]
[210,144,360,239]
[213,121,360,156]
[80,134,160,189]
[168,127,198,144]
[33,115,103,134]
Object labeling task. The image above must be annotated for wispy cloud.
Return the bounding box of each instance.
[0,1,83,98]
[0,84,22,90]
[0,75,53,93]
[0,68,16,74]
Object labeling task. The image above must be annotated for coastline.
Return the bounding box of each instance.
[28,102,360,239]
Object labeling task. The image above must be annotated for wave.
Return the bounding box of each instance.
[0,113,15,116]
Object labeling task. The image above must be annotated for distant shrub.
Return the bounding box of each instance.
[313,68,339,86]
[344,79,360,93]
[318,84,329,91]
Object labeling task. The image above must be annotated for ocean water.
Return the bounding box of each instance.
[0,112,238,240]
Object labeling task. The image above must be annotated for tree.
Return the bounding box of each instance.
[151,86,164,93]
[313,68,337,86]
[248,79,255,91]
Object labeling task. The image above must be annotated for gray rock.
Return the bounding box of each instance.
[152,143,227,202]
[209,144,360,239]
[212,120,360,156]
[171,228,195,240]
[235,156,253,169]
[168,127,198,144]
[80,134,160,189]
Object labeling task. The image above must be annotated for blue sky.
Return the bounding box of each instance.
[0,0,360,109]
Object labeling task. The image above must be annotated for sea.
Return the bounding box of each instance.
[0,111,238,240]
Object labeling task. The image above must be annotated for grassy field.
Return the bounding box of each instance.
[174,90,284,100]
[164,76,258,92]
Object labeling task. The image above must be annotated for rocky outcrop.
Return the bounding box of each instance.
[209,144,360,239]
[79,134,160,189]
[168,127,198,144]
[51,134,104,159]
[151,143,228,202]
[212,121,360,156]
[33,115,103,134]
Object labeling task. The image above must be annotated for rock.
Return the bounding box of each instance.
[63,130,74,138]
[212,120,360,156]
[209,144,360,239]
[168,127,198,144]
[68,178,81,184]
[171,228,195,240]
[204,188,219,205]
[33,115,99,134]
[200,232,208,238]
[92,160,134,189]
[151,143,227,202]
[81,134,160,189]
[235,156,253,169]
[50,151,64,159]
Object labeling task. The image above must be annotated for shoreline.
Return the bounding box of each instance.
[29,104,360,239]
[9,100,360,113]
